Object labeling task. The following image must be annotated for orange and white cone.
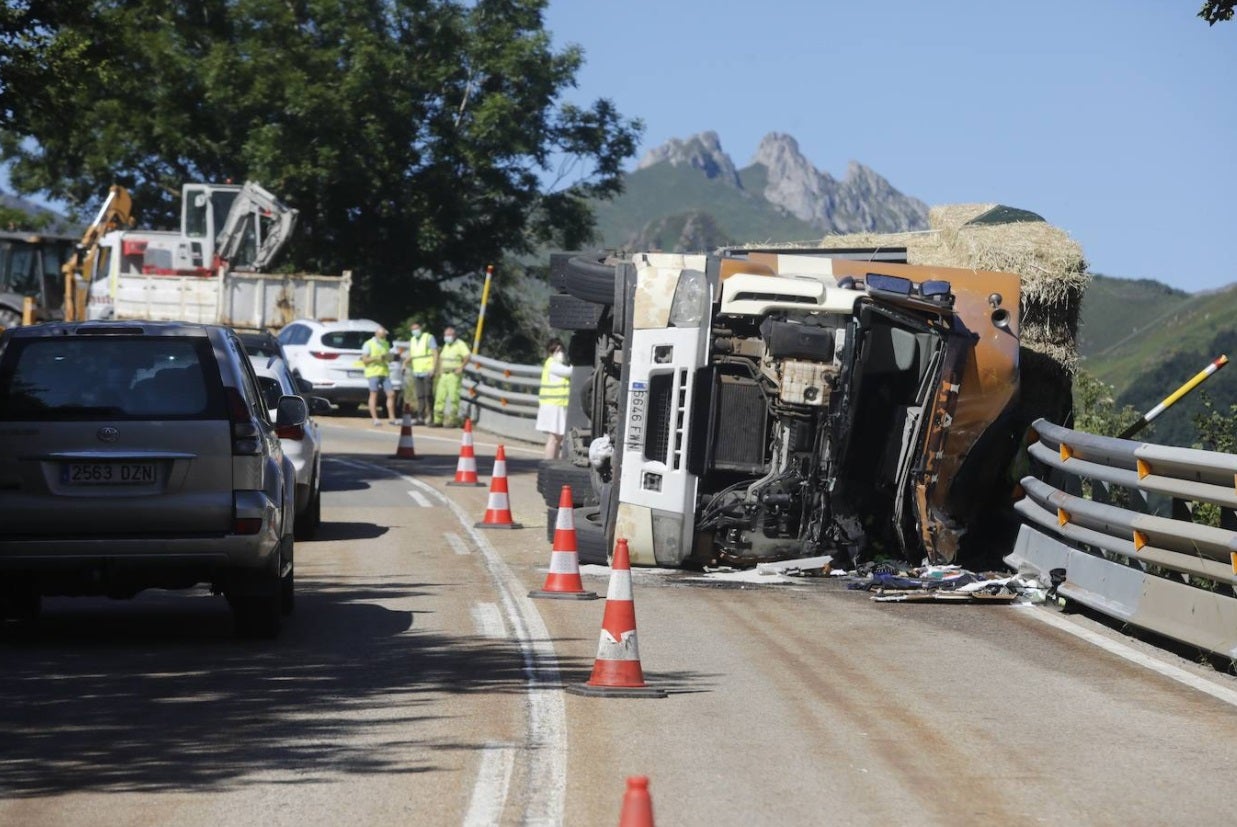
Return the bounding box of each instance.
[392,404,417,459]
[567,537,666,698]
[618,776,655,827]
[529,485,598,601]
[475,445,522,529]
[446,418,485,487]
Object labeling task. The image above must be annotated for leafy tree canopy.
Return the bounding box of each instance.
[0,0,641,323]
[1199,1,1236,24]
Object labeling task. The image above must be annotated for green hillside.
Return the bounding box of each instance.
[1077,276,1237,447]
[1077,274,1191,358]
[591,163,820,250]
[1079,280,1237,394]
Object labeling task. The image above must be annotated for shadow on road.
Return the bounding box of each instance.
[0,574,610,797]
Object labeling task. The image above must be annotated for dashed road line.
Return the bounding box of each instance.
[471,602,507,639]
[445,532,471,556]
[406,490,433,508]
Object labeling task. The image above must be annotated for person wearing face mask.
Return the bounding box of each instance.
[402,320,438,425]
[431,325,471,428]
[536,338,572,459]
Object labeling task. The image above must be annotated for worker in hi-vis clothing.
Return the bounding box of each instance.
[536,337,572,459]
[431,325,470,428]
[361,325,396,426]
[403,321,438,424]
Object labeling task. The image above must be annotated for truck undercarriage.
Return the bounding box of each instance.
[547,250,1022,570]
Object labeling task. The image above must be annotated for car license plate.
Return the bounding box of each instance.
[63,462,156,485]
[626,383,647,450]
[347,369,363,379]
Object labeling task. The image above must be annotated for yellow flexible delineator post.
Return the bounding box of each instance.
[472,264,493,357]
[1116,355,1229,440]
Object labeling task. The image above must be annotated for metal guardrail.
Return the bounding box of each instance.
[461,353,542,445]
[1007,418,1237,659]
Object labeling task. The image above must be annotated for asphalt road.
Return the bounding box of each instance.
[1,419,1234,826]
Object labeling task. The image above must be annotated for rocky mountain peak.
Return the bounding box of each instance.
[747,132,928,233]
[637,131,741,188]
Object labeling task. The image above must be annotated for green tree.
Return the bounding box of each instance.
[0,204,53,232]
[1199,1,1236,24]
[0,0,640,328]
[1071,370,1143,438]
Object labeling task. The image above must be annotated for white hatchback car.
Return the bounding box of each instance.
[278,319,403,412]
[251,354,326,539]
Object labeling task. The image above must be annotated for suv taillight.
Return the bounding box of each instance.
[225,387,262,455]
[310,350,340,360]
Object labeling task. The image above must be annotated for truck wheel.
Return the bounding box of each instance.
[549,293,605,330]
[537,460,598,507]
[559,255,618,305]
[574,506,610,564]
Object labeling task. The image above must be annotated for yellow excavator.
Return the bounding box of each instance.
[61,185,134,322]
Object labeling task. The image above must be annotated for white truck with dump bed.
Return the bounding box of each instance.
[84,181,350,329]
[543,248,1024,570]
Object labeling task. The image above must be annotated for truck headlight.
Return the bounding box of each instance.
[669,269,708,327]
[652,512,685,564]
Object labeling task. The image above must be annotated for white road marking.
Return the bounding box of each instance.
[406,490,432,508]
[471,602,507,639]
[1015,604,1237,708]
[345,458,567,824]
[445,532,471,556]
[462,743,516,827]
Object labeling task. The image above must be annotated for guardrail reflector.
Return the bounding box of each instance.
[1133,530,1148,551]
[1060,443,1073,461]
[1137,458,1152,479]
[1058,508,1071,527]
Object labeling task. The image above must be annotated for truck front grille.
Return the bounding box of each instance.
[710,375,767,473]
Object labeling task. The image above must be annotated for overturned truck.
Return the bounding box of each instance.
[545,247,1027,569]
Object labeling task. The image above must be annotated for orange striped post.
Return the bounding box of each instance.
[446,419,485,487]
[475,445,522,529]
[529,486,598,600]
[567,538,666,698]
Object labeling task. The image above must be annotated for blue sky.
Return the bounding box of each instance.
[545,1,1236,292]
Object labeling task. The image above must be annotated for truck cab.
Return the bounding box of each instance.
[553,249,1022,569]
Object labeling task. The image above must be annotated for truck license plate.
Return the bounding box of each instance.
[626,383,647,450]
[63,462,155,485]
[347,369,363,379]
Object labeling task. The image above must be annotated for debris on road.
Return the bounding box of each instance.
[754,556,834,577]
[846,561,1050,604]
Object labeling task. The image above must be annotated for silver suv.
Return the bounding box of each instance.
[0,321,307,638]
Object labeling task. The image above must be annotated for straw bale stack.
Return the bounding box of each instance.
[815,204,1089,425]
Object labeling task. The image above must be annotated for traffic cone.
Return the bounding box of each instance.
[446,418,485,487]
[618,776,655,827]
[566,538,666,698]
[529,485,598,601]
[392,403,417,459]
[475,445,523,529]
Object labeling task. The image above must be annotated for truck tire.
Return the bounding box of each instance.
[558,255,618,305]
[549,293,605,330]
[537,460,599,507]
[544,506,609,565]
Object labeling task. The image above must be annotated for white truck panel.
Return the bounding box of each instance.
[102,270,351,329]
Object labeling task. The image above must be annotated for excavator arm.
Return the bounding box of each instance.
[214,181,299,271]
[62,185,134,322]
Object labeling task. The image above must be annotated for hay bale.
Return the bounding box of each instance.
[813,203,1090,424]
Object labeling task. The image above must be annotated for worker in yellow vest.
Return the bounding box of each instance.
[361,325,396,426]
[402,321,438,425]
[537,337,572,459]
[432,325,471,428]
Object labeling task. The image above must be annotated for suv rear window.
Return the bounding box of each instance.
[320,330,372,349]
[0,336,227,421]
